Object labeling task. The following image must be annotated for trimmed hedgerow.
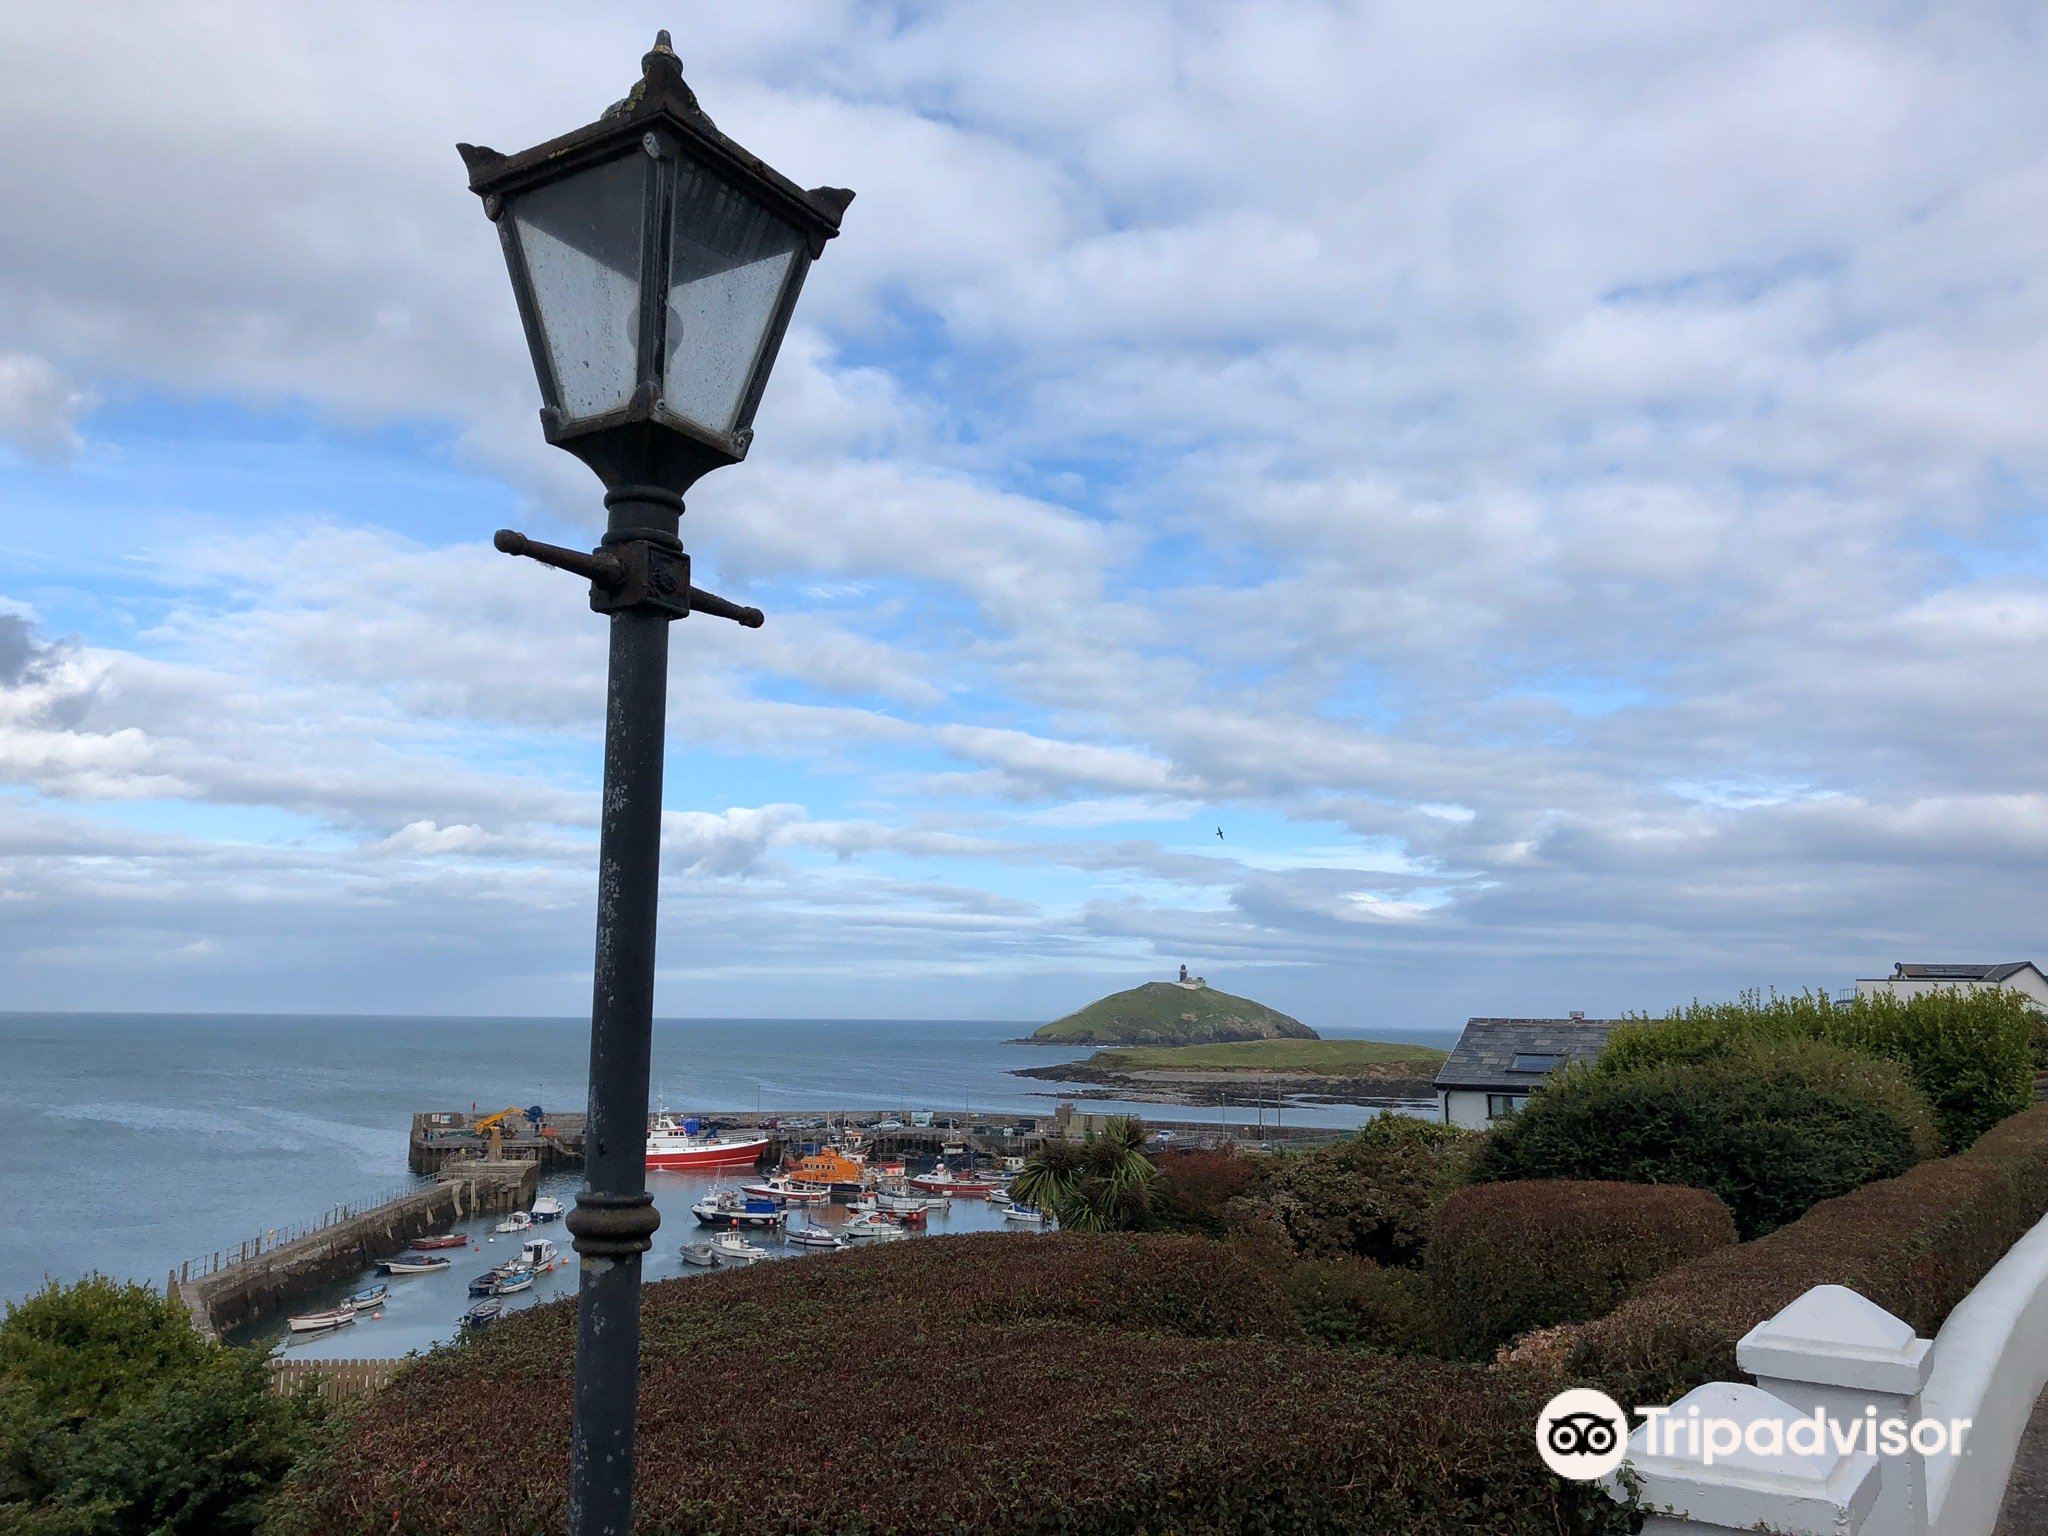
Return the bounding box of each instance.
[1284,1257,1434,1353]
[1599,986,2035,1151]
[1561,1103,2048,1407]
[1428,1180,1736,1360]
[1227,1114,1478,1265]
[1151,1146,1263,1235]
[1475,1038,1938,1237]
[273,1234,1633,1536]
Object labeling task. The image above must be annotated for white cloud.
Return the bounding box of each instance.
[0,2,2043,1021]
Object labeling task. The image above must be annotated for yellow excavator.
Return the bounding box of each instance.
[472,1106,523,1160]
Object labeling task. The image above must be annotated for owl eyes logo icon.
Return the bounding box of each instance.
[1536,1389,1632,1479]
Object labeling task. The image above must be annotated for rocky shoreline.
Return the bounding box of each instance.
[1011,1060,1438,1109]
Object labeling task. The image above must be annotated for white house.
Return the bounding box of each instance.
[1854,960,2048,1011]
[1433,1015,1616,1129]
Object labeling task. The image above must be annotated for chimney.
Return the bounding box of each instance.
[1568,1010,1586,1021]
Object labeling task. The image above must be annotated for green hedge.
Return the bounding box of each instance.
[1561,1104,2048,1406]
[1599,987,2035,1150]
[1428,1180,1736,1360]
[1475,1038,1938,1237]
[1227,1114,1477,1264]
[1151,1146,1263,1236]
[1284,1257,1434,1353]
[274,1233,1633,1536]
[0,1276,317,1536]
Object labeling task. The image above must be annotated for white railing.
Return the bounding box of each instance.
[1614,1207,2048,1535]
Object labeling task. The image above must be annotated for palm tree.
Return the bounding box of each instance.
[1013,1116,1158,1231]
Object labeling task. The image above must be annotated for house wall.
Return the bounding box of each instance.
[1441,1088,1512,1129]
[1855,971,2048,1010]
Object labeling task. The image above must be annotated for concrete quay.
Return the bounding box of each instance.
[170,1161,536,1340]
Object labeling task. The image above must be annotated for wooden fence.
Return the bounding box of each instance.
[268,1356,406,1401]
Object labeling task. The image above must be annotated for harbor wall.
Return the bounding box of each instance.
[172,1163,537,1340]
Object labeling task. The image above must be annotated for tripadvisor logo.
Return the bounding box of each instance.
[1535,1388,1974,1481]
[1536,1389,1631,1480]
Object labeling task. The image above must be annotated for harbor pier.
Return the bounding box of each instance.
[170,1160,536,1340]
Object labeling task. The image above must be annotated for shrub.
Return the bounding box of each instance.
[1012,1116,1158,1231]
[1151,1146,1262,1235]
[1600,987,2035,1151]
[1285,1258,1433,1353]
[0,1275,319,1536]
[1475,1038,1937,1237]
[1562,1104,2048,1406]
[1230,1114,1478,1264]
[1427,1180,1736,1359]
[274,1233,1633,1536]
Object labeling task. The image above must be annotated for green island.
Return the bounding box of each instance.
[1026,978,1318,1046]
[1014,1035,1448,1105]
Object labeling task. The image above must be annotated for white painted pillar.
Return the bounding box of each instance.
[1738,1285,1934,1536]
[1611,1381,1880,1536]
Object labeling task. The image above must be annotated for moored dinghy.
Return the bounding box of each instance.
[349,1282,389,1309]
[680,1242,719,1267]
[783,1222,848,1251]
[378,1251,453,1275]
[459,1298,503,1331]
[286,1301,356,1333]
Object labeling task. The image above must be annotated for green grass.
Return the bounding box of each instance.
[1032,981,1317,1044]
[1088,1039,1448,1074]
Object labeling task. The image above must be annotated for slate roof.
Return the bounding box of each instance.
[1433,1018,1617,1091]
[1890,962,2038,983]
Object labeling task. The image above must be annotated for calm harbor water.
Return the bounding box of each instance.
[0,1012,1458,1352]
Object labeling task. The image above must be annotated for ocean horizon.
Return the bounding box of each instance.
[0,1011,1460,1308]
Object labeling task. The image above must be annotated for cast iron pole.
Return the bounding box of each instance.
[557,487,682,1536]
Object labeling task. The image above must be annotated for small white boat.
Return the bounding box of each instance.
[783,1224,848,1251]
[493,1265,535,1294]
[1001,1203,1047,1225]
[493,1210,534,1235]
[286,1302,356,1333]
[349,1282,388,1309]
[530,1195,566,1223]
[709,1231,770,1265]
[378,1252,453,1275]
[680,1242,719,1267]
[843,1213,908,1242]
[519,1237,560,1272]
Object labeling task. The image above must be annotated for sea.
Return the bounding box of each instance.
[0,1012,1458,1356]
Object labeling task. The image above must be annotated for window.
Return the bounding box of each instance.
[1509,1053,1560,1073]
[1486,1093,1523,1120]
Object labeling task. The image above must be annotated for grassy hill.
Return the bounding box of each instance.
[1030,982,1318,1046]
[1084,1038,1447,1075]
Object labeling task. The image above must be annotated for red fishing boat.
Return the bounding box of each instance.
[410,1233,471,1250]
[908,1163,1003,1198]
[646,1114,772,1171]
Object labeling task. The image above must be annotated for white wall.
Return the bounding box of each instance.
[1441,1088,1514,1129]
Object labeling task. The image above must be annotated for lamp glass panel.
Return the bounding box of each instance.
[663,164,804,437]
[507,153,646,423]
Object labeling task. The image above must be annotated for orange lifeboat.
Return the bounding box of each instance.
[786,1146,868,1197]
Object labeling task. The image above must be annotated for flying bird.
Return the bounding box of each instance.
[1216,826,1225,841]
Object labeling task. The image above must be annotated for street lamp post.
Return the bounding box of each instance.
[458,34,850,1536]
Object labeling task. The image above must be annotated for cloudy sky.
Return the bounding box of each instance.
[1,3,2042,1028]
